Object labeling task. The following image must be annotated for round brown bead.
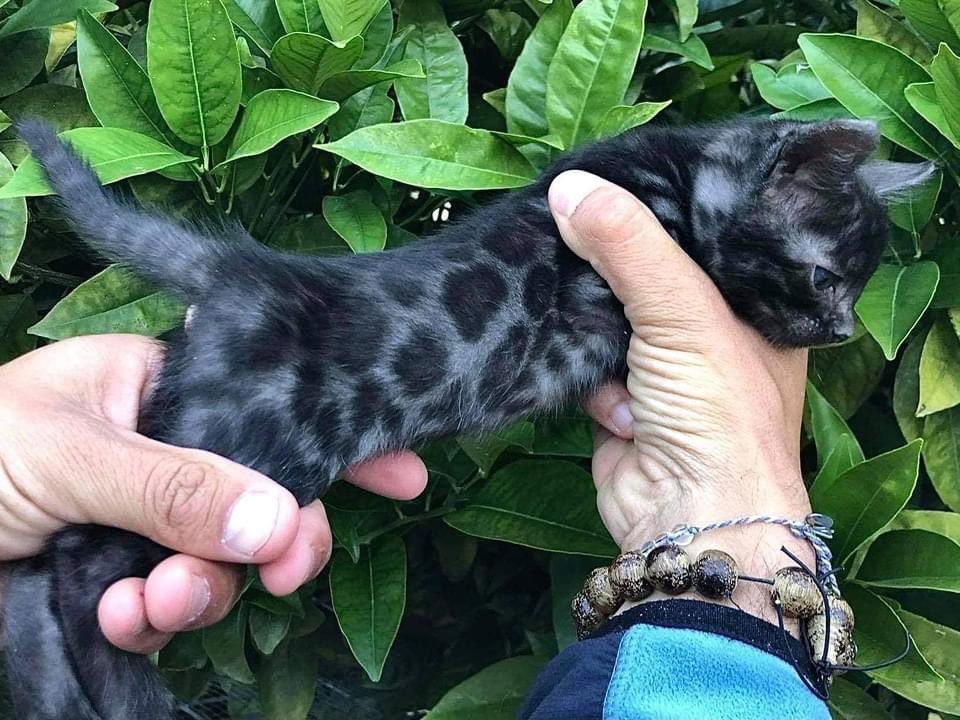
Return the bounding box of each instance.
[570,591,604,640]
[692,549,738,600]
[807,597,856,668]
[582,567,623,615]
[645,544,692,595]
[772,567,824,618]
[609,551,653,600]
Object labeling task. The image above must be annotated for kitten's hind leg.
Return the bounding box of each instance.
[2,526,176,720]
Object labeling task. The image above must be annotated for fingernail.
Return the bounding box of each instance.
[304,544,331,584]
[185,575,211,624]
[549,170,610,217]
[222,491,280,557]
[611,402,633,435]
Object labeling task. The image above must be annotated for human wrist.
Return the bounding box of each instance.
[615,469,815,632]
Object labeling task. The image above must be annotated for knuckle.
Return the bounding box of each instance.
[144,457,221,536]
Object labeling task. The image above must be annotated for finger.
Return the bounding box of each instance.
[9,334,165,430]
[582,383,634,438]
[98,577,173,654]
[143,554,244,633]
[51,424,302,565]
[343,452,428,500]
[548,171,723,340]
[259,501,332,596]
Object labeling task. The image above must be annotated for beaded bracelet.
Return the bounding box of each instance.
[570,514,911,699]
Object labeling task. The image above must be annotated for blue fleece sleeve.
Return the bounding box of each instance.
[519,599,830,720]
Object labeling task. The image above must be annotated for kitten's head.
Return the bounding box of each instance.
[692,119,934,347]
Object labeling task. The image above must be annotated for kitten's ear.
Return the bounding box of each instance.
[774,119,880,186]
[858,159,937,199]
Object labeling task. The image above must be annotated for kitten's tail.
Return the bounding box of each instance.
[16,119,257,297]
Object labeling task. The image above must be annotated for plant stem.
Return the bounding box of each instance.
[13,262,83,287]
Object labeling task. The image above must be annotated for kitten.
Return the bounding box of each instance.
[2,118,930,720]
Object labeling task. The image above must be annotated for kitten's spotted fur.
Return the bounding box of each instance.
[3,118,930,719]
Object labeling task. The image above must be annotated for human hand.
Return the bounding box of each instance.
[552,171,814,623]
[0,335,427,654]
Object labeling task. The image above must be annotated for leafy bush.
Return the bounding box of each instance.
[0,0,959,717]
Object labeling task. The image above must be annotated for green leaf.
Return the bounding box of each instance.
[667,0,697,41]
[930,43,960,146]
[355,1,393,69]
[76,11,182,150]
[0,0,117,40]
[858,528,960,592]
[828,677,893,720]
[533,412,594,457]
[445,459,618,557]
[276,0,325,34]
[545,0,648,148]
[0,30,48,97]
[918,318,960,416]
[327,84,395,140]
[202,604,254,684]
[0,111,9,135]
[225,0,285,54]
[157,631,207,671]
[798,33,943,159]
[0,152,26,281]
[550,554,598,652]
[894,329,926,442]
[271,32,364,95]
[396,0,469,123]
[843,585,942,687]
[810,440,922,562]
[322,190,387,253]
[256,634,322,720]
[772,97,854,121]
[806,380,864,467]
[904,81,960,149]
[856,0,934,65]
[893,509,960,542]
[888,168,942,236]
[880,609,960,713]
[643,23,713,69]
[318,119,537,190]
[424,655,547,719]
[590,101,671,140]
[855,262,940,360]
[0,85,97,164]
[457,420,535,475]
[223,89,338,164]
[319,59,425,101]
[506,0,573,141]
[329,535,406,682]
[808,331,887,418]
[0,127,197,199]
[477,9,532,60]
[0,294,37,365]
[249,606,291,655]
[318,0,387,42]
[750,62,831,110]
[28,266,185,340]
[900,0,960,51]
[923,406,960,511]
[147,0,242,148]
[813,434,865,489]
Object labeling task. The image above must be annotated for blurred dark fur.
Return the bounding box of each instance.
[2,118,931,719]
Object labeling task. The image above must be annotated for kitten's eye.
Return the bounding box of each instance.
[812,265,841,291]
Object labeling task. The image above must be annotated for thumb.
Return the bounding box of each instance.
[60,422,301,564]
[548,170,723,341]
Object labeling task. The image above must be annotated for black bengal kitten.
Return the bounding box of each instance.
[3,118,930,719]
